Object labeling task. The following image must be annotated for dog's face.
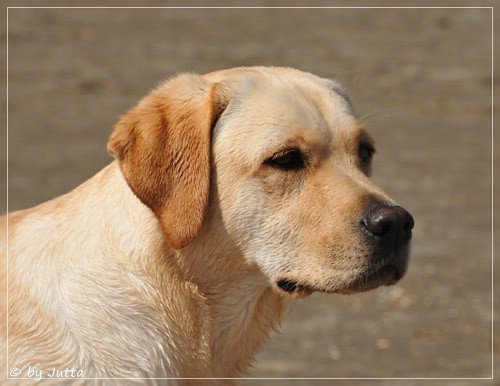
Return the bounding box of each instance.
[109,67,413,298]
[206,68,413,297]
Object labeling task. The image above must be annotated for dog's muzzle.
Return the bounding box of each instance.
[276,204,414,296]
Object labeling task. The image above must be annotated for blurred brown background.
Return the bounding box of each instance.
[1,2,498,385]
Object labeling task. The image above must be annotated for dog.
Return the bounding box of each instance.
[0,67,413,384]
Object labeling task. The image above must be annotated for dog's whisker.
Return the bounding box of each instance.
[358,108,399,126]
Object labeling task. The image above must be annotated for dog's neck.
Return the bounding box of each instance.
[176,242,291,376]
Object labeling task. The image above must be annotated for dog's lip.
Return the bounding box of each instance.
[341,264,404,294]
[276,264,404,297]
[276,279,315,297]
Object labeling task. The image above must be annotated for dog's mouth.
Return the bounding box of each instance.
[276,279,315,298]
[276,264,404,297]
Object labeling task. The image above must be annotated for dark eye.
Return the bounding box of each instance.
[359,144,374,165]
[265,149,305,170]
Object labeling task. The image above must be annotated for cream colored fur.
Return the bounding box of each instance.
[1,67,407,384]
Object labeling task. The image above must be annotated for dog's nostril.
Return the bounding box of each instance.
[363,214,392,237]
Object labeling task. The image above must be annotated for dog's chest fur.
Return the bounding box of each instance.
[5,163,290,381]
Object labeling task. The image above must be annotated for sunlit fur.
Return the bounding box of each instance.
[1,67,402,384]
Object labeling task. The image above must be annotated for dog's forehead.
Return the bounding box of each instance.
[218,69,359,141]
[206,66,353,112]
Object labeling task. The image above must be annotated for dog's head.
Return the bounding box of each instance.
[108,67,413,297]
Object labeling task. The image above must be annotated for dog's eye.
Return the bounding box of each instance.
[359,144,374,165]
[265,149,305,170]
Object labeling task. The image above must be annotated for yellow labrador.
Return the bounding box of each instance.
[0,67,413,384]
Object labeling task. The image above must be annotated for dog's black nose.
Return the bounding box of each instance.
[361,204,414,251]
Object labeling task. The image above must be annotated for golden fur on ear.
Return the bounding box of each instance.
[108,74,227,249]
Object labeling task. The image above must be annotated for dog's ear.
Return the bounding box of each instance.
[108,74,228,249]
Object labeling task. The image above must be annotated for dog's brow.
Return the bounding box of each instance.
[358,129,376,150]
[323,78,352,107]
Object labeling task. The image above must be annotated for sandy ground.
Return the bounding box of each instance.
[1,3,499,385]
